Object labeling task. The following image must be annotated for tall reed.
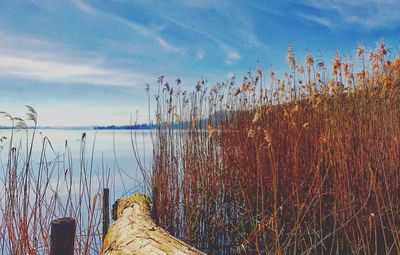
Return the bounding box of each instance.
[0,108,109,255]
[151,42,400,254]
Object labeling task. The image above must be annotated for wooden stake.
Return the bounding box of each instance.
[112,199,120,221]
[50,217,76,255]
[103,188,110,241]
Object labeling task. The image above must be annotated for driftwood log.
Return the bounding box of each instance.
[102,193,206,255]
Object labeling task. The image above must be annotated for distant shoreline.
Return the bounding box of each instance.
[0,124,156,130]
[94,124,156,130]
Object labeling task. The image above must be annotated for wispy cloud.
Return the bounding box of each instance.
[297,14,332,28]
[72,0,183,53]
[72,0,96,15]
[155,36,181,53]
[0,33,151,86]
[140,9,244,65]
[225,51,241,65]
[135,5,227,51]
[301,0,400,29]
[131,1,267,61]
[0,54,150,86]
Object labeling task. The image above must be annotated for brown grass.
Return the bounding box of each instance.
[151,42,400,254]
[0,117,108,255]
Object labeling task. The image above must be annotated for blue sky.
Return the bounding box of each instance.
[0,0,399,126]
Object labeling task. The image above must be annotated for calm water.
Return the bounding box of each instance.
[0,129,153,200]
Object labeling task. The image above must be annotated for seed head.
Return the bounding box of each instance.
[357,45,364,60]
[286,44,296,70]
[247,128,256,138]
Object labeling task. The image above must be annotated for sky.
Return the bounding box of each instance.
[0,0,399,126]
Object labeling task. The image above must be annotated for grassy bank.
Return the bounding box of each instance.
[151,43,400,254]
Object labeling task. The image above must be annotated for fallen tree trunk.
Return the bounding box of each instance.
[102,193,206,255]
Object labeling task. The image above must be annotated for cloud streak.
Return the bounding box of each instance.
[127,1,255,64]
[0,33,151,87]
[297,14,332,28]
[300,0,400,29]
[72,0,183,53]
[0,54,150,86]
[225,51,241,64]
[73,0,97,15]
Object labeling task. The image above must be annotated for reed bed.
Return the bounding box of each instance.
[0,111,111,255]
[151,42,400,254]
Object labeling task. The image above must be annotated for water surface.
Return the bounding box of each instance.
[0,129,153,200]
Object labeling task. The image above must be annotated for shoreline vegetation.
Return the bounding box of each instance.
[0,108,110,254]
[0,124,156,130]
[151,42,400,254]
[0,42,399,254]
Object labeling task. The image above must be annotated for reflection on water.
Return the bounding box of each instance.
[0,129,153,200]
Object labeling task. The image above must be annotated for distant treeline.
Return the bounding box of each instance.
[94,124,157,130]
[94,120,216,130]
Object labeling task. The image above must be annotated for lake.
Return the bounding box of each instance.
[0,129,153,202]
[0,129,155,253]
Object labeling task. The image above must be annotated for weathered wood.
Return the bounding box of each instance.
[112,198,120,221]
[102,193,206,255]
[103,188,110,241]
[50,217,76,255]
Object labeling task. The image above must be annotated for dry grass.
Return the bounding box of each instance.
[0,114,109,255]
[151,42,400,254]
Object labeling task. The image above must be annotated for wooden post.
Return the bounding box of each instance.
[102,188,110,241]
[112,199,120,221]
[50,217,76,255]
